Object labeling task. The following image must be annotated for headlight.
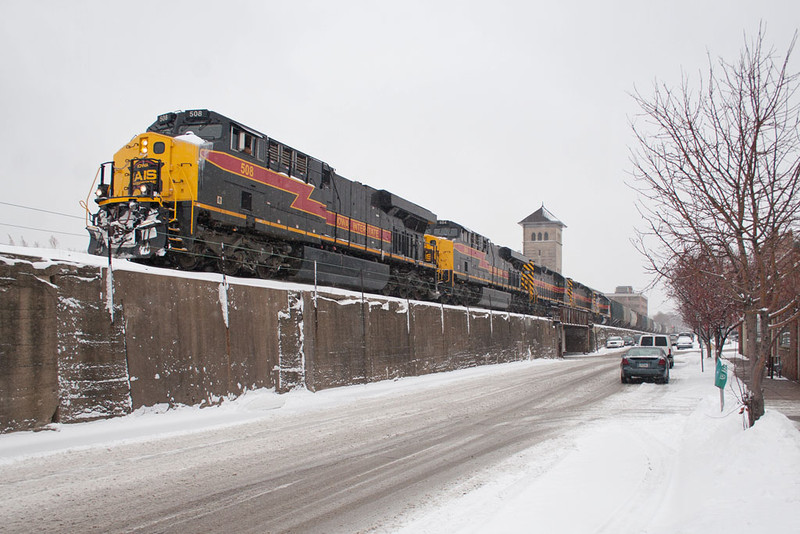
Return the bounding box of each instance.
[139,184,150,195]
[140,139,148,155]
[95,184,110,198]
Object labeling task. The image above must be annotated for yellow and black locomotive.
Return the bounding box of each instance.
[88,109,611,324]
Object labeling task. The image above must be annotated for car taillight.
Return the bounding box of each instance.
[622,357,630,365]
[658,358,667,367]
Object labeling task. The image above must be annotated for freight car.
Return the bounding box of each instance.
[86,109,622,326]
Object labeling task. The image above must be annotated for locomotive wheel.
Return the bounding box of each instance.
[382,272,402,298]
[255,255,282,279]
[408,272,428,300]
[448,283,473,307]
[219,247,246,276]
[170,241,204,271]
[275,247,303,278]
[172,251,199,271]
[381,278,397,298]
[440,290,459,306]
[389,270,427,300]
[389,271,412,299]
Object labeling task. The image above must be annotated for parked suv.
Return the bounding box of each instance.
[638,334,674,368]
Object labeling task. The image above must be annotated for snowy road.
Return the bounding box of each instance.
[0,353,650,533]
[6,349,794,534]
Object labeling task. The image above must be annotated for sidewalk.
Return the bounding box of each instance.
[762,375,800,429]
[727,352,800,429]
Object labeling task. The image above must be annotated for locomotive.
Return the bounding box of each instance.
[87,109,612,325]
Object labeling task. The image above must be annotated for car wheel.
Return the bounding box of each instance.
[621,373,627,384]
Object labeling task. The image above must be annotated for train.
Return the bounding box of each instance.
[86,109,655,330]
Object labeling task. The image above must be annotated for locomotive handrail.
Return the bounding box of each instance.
[82,166,103,226]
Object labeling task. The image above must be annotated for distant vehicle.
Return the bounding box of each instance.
[620,347,670,384]
[675,334,693,350]
[623,335,636,346]
[606,336,625,349]
[638,334,674,368]
[669,334,678,345]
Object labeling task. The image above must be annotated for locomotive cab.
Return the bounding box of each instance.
[87,129,207,258]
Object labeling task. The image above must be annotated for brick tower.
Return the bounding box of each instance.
[519,204,565,273]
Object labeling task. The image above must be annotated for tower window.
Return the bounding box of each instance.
[544,232,549,240]
[538,232,543,240]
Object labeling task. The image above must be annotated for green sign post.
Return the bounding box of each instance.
[715,359,728,411]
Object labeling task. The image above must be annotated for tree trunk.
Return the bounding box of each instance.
[745,310,768,426]
[714,329,727,360]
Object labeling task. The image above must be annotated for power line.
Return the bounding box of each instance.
[0,222,86,237]
[0,201,84,220]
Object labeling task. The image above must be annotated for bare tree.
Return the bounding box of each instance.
[667,252,741,363]
[630,26,800,426]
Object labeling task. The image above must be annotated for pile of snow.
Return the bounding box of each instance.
[174,131,210,146]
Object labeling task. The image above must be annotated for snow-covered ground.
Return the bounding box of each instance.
[1,347,798,533]
[395,352,800,534]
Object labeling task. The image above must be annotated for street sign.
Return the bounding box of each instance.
[715,359,728,412]
[715,359,728,388]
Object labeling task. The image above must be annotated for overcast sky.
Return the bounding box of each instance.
[1,1,798,314]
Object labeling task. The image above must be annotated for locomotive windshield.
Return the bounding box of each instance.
[176,123,223,140]
[441,227,461,238]
[432,222,463,239]
[147,110,224,140]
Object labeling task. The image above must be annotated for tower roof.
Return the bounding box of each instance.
[518,204,566,227]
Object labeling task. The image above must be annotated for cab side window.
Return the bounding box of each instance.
[231,125,256,156]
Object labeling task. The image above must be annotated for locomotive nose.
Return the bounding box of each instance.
[128,135,165,198]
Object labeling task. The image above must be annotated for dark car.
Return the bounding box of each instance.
[621,347,670,384]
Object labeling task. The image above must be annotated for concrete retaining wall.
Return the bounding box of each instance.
[0,258,60,432]
[0,251,560,433]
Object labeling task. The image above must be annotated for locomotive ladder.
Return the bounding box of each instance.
[166,203,188,252]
